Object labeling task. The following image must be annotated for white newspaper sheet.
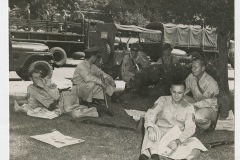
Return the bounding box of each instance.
[124,109,146,121]
[31,131,85,148]
[114,80,126,92]
[158,125,208,159]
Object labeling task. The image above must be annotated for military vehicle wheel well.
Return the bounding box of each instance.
[23,56,52,68]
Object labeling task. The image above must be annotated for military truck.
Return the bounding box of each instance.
[9,40,55,81]
[146,22,219,61]
[9,9,111,66]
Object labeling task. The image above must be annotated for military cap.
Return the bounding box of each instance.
[84,46,101,58]
[131,43,143,51]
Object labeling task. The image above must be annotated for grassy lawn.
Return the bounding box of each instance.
[9,86,234,160]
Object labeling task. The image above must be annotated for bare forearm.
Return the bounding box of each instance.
[193,98,217,108]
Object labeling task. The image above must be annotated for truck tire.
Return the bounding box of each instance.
[28,61,53,79]
[16,68,30,81]
[50,47,67,66]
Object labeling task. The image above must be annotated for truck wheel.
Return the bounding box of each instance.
[28,61,53,79]
[16,69,30,81]
[50,47,67,66]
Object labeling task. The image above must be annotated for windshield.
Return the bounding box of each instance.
[139,32,161,43]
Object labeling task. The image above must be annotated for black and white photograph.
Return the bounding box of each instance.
[3,0,237,159]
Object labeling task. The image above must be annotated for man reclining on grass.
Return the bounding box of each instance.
[14,69,113,118]
[139,79,201,160]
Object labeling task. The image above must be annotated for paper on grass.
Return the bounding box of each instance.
[124,109,146,121]
[27,106,61,119]
[31,131,85,148]
[114,80,126,92]
[157,125,207,159]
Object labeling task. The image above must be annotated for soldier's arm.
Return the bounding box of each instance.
[193,81,219,108]
[76,65,102,85]
[144,97,164,129]
[184,74,192,95]
[43,85,60,100]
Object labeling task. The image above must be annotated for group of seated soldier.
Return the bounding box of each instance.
[14,45,220,160]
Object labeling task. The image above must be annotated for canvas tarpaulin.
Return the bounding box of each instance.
[162,23,217,48]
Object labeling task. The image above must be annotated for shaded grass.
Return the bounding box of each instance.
[9,86,234,160]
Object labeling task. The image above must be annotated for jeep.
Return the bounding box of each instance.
[9,40,55,81]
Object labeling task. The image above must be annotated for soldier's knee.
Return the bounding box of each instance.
[195,111,208,123]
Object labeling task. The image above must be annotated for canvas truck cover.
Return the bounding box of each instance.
[146,23,217,49]
[115,24,162,34]
[96,23,162,48]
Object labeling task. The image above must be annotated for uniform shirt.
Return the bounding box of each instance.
[144,96,196,143]
[27,83,60,109]
[122,53,137,73]
[185,72,219,109]
[157,55,178,65]
[72,60,108,85]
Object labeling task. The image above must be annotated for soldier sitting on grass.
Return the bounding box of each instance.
[71,46,123,111]
[139,79,201,160]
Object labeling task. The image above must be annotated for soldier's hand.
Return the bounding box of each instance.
[50,83,57,89]
[101,81,107,89]
[36,78,45,88]
[147,127,157,142]
[104,76,110,85]
[106,76,116,87]
[167,139,181,150]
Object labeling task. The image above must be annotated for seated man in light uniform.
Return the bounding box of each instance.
[139,80,198,160]
[121,43,150,88]
[72,46,119,109]
[14,69,99,118]
[185,57,219,130]
[157,45,179,65]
